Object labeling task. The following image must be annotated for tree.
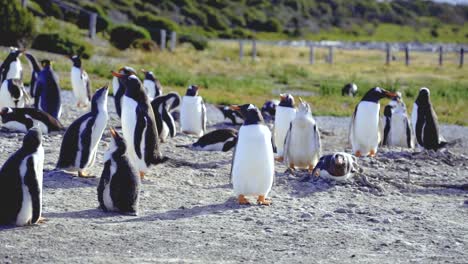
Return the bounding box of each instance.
[0,0,35,46]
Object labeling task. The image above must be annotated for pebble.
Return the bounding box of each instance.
[322,213,334,218]
[383,218,392,224]
[367,217,380,223]
[300,213,313,219]
[334,208,352,214]
[244,217,253,221]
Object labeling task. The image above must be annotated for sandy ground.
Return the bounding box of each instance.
[0,91,467,264]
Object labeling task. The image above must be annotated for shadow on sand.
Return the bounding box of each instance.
[44,208,118,219]
[43,170,99,189]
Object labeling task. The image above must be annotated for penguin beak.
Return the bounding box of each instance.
[230,105,241,111]
[299,97,304,103]
[111,71,126,79]
[280,94,286,101]
[141,69,148,74]
[109,127,118,138]
[384,90,398,99]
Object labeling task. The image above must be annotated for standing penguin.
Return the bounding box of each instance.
[0,47,23,83]
[141,69,163,100]
[0,79,28,108]
[342,83,358,97]
[35,60,61,119]
[382,94,414,148]
[0,128,44,226]
[24,52,42,99]
[69,55,91,108]
[176,128,238,152]
[349,87,398,157]
[151,92,180,142]
[180,85,206,137]
[98,127,140,215]
[0,107,64,134]
[230,104,274,205]
[112,66,136,118]
[274,94,296,159]
[112,71,165,178]
[56,86,109,178]
[411,87,446,150]
[283,99,321,173]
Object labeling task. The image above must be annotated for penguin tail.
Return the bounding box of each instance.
[152,156,169,165]
[442,138,462,148]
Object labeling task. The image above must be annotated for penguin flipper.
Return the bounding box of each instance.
[79,117,96,168]
[97,160,110,210]
[348,106,358,146]
[405,118,413,148]
[283,123,292,165]
[85,72,92,102]
[201,100,207,134]
[24,157,41,224]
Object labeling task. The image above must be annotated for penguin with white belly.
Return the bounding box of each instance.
[382,94,414,148]
[349,87,398,157]
[217,105,244,125]
[180,85,206,137]
[98,127,140,215]
[0,47,23,83]
[0,128,44,226]
[230,104,274,206]
[411,87,446,150]
[177,128,238,152]
[283,99,321,174]
[261,100,278,122]
[303,152,361,182]
[0,79,28,108]
[141,70,163,100]
[151,92,180,142]
[112,71,166,179]
[24,52,42,99]
[0,107,64,134]
[274,94,296,159]
[112,66,137,118]
[69,55,91,108]
[35,60,61,119]
[56,86,109,178]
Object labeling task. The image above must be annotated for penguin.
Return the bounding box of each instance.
[304,152,361,182]
[56,86,109,178]
[176,128,238,151]
[261,100,278,122]
[0,128,44,226]
[411,87,446,150]
[382,94,414,148]
[98,127,140,215]
[69,55,91,108]
[0,47,23,83]
[35,60,61,119]
[112,71,166,179]
[0,79,28,108]
[342,83,358,97]
[230,104,274,206]
[283,99,321,173]
[141,69,163,100]
[180,85,206,137]
[112,66,137,118]
[0,107,64,134]
[151,92,180,142]
[274,94,296,159]
[24,52,42,100]
[349,87,398,157]
[217,105,244,125]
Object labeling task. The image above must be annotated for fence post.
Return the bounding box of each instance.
[239,40,244,61]
[405,44,410,66]
[252,39,257,61]
[328,46,334,64]
[460,48,464,68]
[88,12,97,39]
[309,45,315,65]
[438,46,443,66]
[21,0,27,8]
[386,43,391,65]
[160,30,166,51]
[169,31,176,52]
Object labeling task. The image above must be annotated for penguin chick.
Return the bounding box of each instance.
[151,92,181,142]
[342,83,358,97]
[177,128,238,152]
[304,152,361,182]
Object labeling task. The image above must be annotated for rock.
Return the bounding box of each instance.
[383,218,392,224]
[300,213,313,219]
[322,213,334,218]
[367,217,380,223]
[334,208,352,214]
[244,217,254,221]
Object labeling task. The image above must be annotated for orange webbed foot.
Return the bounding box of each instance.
[257,195,271,206]
[238,195,251,205]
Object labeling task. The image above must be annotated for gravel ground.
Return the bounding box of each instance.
[0,91,467,264]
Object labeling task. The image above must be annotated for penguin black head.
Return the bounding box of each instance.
[415,87,431,106]
[0,107,13,121]
[279,94,295,107]
[109,127,126,156]
[40,59,52,68]
[230,104,264,125]
[186,85,200,96]
[119,66,137,75]
[70,55,82,68]
[8,47,23,59]
[91,85,109,112]
[112,71,145,101]
[22,127,42,151]
[141,70,156,82]
[330,153,347,176]
[361,87,398,103]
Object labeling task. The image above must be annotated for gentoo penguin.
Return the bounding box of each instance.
[382,94,414,148]
[0,79,28,108]
[0,47,23,83]
[141,69,163,100]
[230,104,274,205]
[180,85,206,137]
[151,92,180,142]
[411,87,446,150]
[69,55,91,108]
[177,128,238,151]
[217,105,244,125]
[274,94,296,159]
[349,87,398,157]
[304,152,361,182]
[261,100,279,122]
[35,60,61,119]
[342,83,358,97]
[112,66,136,118]
[24,52,42,99]
[0,128,44,226]
[0,107,64,134]
[112,71,166,178]
[56,86,109,177]
[98,127,140,215]
[283,99,321,173]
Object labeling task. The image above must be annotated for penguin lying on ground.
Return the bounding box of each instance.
[217,105,244,125]
[25,52,41,99]
[36,60,61,119]
[151,92,180,142]
[177,128,238,152]
[274,94,296,159]
[56,86,109,178]
[98,127,140,216]
[0,107,64,134]
[342,83,358,97]
[69,55,91,108]
[0,47,23,83]
[180,85,206,137]
[349,87,398,157]
[141,69,163,100]
[0,79,28,108]
[382,93,414,148]
[0,128,44,226]
[302,152,362,182]
[112,66,137,118]
[230,104,274,206]
[261,100,278,122]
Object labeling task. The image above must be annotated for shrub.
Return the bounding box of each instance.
[131,38,159,52]
[32,33,94,58]
[34,0,63,18]
[77,3,111,33]
[110,24,150,50]
[179,33,208,50]
[135,13,179,41]
[204,7,229,31]
[0,0,35,46]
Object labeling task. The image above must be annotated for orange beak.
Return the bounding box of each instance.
[109,127,117,138]
[299,97,304,103]
[230,105,241,111]
[140,69,147,73]
[111,71,126,78]
[385,91,399,99]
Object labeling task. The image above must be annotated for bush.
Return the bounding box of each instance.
[77,3,111,33]
[135,13,178,40]
[110,24,150,50]
[0,0,35,46]
[34,0,63,18]
[32,33,94,58]
[204,7,229,31]
[179,33,208,50]
[131,38,159,52]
